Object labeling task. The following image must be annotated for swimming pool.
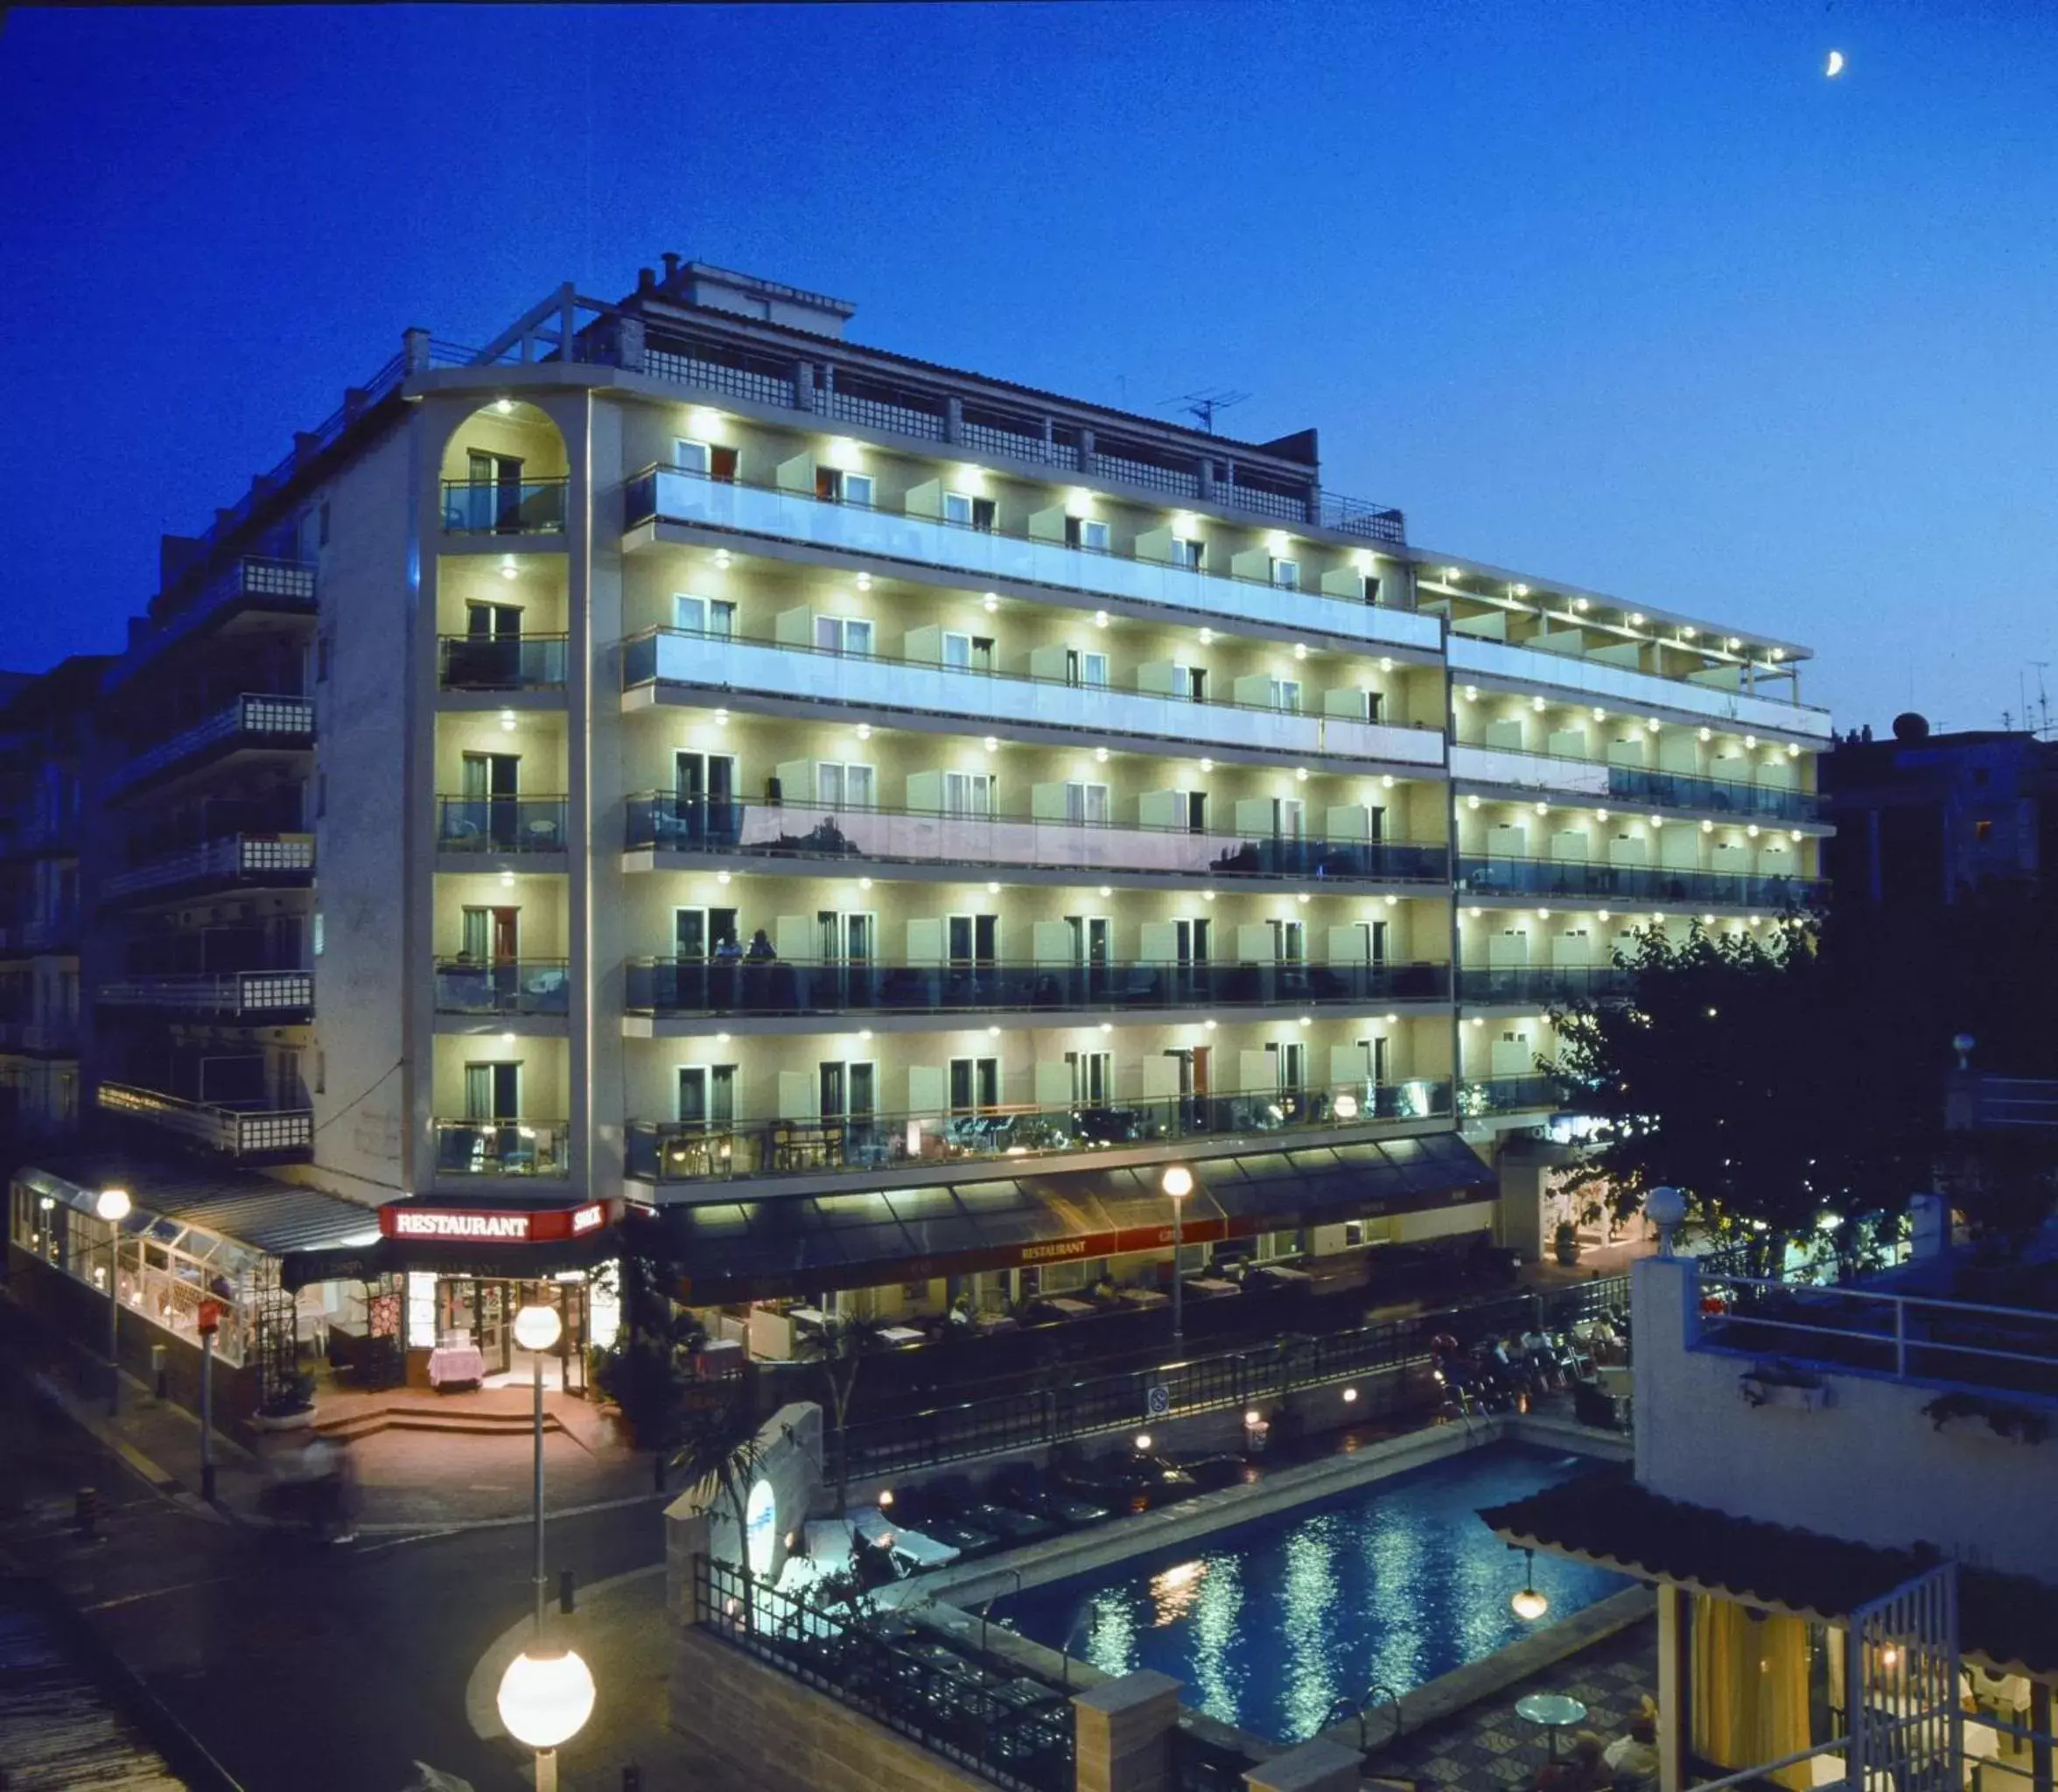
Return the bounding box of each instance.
[989,1440,1628,1743]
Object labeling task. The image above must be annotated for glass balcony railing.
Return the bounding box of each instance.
[107,695,314,800]
[1457,855,1824,911]
[433,959,571,1015]
[1447,634,1832,740]
[626,794,1451,886]
[623,629,1447,770]
[1455,965,1634,1005]
[102,833,315,905]
[435,795,570,853]
[439,478,569,536]
[623,465,1440,655]
[1457,1074,1564,1116]
[626,957,1451,1019]
[1448,743,1824,823]
[438,634,569,691]
[626,1077,1453,1184]
[432,1118,570,1178]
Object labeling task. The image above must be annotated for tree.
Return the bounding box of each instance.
[1546,914,1943,1268]
[668,1383,769,1579]
[818,1312,886,1516]
[591,1214,704,1464]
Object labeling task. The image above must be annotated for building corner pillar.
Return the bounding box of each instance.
[1073,1670,1181,1792]
[1243,1738,1363,1792]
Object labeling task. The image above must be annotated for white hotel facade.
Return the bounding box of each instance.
[55,261,1832,1350]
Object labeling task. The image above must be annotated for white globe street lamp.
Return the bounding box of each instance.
[96,1189,131,1415]
[1161,1166,1193,1345]
[514,1303,563,1627]
[497,1645,594,1792]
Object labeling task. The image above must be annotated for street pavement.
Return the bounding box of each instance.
[0,1299,682,1792]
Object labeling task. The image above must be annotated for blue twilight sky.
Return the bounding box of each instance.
[2,2,2054,734]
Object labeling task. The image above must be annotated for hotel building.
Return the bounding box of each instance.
[8,261,1833,1379]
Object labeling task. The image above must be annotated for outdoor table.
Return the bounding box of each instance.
[975,1312,1019,1334]
[1046,1298,1095,1318]
[1120,1288,1170,1309]
[1186,1278,1238,1297]
[1259,1265,1314,1284]
[1516,1693,1588,1760]
[1964,1719,2000,1791]
[428,1341,486,1389]
[789,1306,828,1329]
[879,1325,926,1348]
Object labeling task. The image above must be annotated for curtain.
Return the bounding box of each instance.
[1692,1595,1816,1789]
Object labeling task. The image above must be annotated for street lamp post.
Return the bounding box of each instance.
[95,1189,131,1416]
[513,1302,562,1631]
[1161,1166,1193,1346]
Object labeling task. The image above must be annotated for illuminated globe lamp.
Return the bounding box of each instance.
[497,1643,595,1792]
[1511,1549,1550,1623]
[1333,1093,1360,1122]
[96,1188,132,1416]
[514,1302,564,1354]
[1646,1185,1687,1259]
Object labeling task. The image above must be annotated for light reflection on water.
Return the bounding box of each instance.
[992,1443,1629,1743]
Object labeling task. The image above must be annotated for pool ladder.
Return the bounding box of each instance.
[1324,1682,1404,1754]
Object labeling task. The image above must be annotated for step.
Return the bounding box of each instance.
[314,1406,572,1443]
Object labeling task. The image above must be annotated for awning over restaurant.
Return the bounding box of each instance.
[665,1132,1496,1303]
[1481,1466,2058,1680]
[15,1155,378,1259]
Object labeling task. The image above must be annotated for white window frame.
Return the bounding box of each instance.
[675,438,711,474]
[672,592,736,637]
[1064,780,1110,825]
[815,761,877,809]
[943,770,996,817]
[814,614,874,656]
[1271,557,1300,591]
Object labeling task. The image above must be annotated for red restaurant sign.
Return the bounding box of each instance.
[379,1200,615,1245]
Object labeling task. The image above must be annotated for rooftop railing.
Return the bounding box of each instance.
[627,1079,1452,1184]
[115,560,318,692]
[1457,854,1824,912]
[626,956,1452,1019]
[623,465,1438,656]
[95,1082,312,1158]
[105,696,314,801]
[1449,741,1825,823]
[626,793,1450,886]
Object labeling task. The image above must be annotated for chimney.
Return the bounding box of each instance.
[637,266,656,293]
[662,252,681,283]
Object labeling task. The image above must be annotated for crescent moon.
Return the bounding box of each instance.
[1825,49,1845,77]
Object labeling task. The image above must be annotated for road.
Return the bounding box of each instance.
[0,1314,668,1792]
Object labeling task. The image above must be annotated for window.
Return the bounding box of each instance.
[816,762,876,808]
[943,492,997,531]
[817,911,876,962]
[464,1060,522,1120]
[814,615,873,656]
[1183,666,1208,704]
[1361,573,1383,606]
[1355,1035,1392,1085]
[1271,558,1300,591]
[943,633,995,674]
[1065,1050,1113,1105]
[1172,537,1204,571]
[1185,791,1208,833]
[677,1064,737,1127]
[1975,819,1995,842]
[312,913,325,957]
[820,1060,877,1119]
[1265,1040,1308,1090]
[816,468,875,508]
[943,771,995,817]
[317,500,332,548]
[948,914,999,964]
[675,438,739,481]
[1064,648,1109,688]
[673,592,737,637]
[1268,919,1306,963]
[1274,797,1306,837]
[948,1056,1000,1112]
[1066,915,1110,964]
[1066,516,1111,552]
[674,906,738,958]
[1269,678,1303,714]
[1064,781,1110,824]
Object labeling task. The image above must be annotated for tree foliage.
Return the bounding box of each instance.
[591,1214,704,1451]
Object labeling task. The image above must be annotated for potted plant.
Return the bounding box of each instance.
[1738,1359,1830,1411]
[1554,1221,1583,1267]
[1922,1390,2049,1446]
[252,1368,318,1431]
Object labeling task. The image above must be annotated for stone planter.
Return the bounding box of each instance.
[250,1406,318,1432]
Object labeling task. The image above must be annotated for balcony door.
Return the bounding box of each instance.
[677,1064,736,1128]
[462,906,521,962]
[948,1056,998,1114]
[462,752,521,849]
[948,914,998,969]
[675,751,737,838]
[674,906,738,957]
[465,1060,522,1121]
[1065,1050,1112,1107]
[1266,1040,1308,1096]
[468,450,525,534]
[942,771,994,818]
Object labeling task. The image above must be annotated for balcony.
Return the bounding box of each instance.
[1458,855,1824,912]
[0,916,78,956]
[1447,634,1833,741]
[102,833,315,906]
[623,466,1438,655]
[1458,1074,1562,1117]
[1449,743,1824,824]
[0,1018,78,1054]
[95,1082,312,1158]
[435,795,570,854]
[432,1118,570,1178]
[625,956,1451,1021]
[626,794,1451,887]
[624,630,1447,771]
[95,970,312,1018]
[433,959,570,1016]
[438,634,570,692]
[440,478,569,536]
[108,558,318,692]
[1455,965,1633,1005]
[106,695,314,802]
[627,1077,1452,1185]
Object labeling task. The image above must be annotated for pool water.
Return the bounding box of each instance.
[989,1441,1628,1742]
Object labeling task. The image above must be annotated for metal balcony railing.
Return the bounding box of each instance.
[1448,742,1825,822]
[0,917,76,955]
[106,695,314,799]
[95,970,312,1018]
[438,634,570,690]
[1455,965,1634,1005]
[627,1078,1452,1184]
[102,833,315,904]
[626,957,1451,1019]
[435,796,570,853]
[432,959,570,1015]
[1457,1074,1564,1116]
[626,794,1450,886]
[1457,855,1824,911]
[439,478,569,536]
[432,1118,570,1178]
[112,558,318,690]
[95,1082,312,1157]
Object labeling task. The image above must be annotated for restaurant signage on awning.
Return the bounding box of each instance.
[377,1200,614,1244]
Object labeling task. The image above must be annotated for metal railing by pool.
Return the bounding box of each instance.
[626,957,1452,1018]
[1457,855,1824,911]
[627,794,1450,886]
[834,1278,1633,1481]
[695,1557,1075,1792]
[626,1079,1452,1184]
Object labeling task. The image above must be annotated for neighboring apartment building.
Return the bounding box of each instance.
[1823,713,2058,912]
[30,261,1834,1362]
[0,656,104,1142]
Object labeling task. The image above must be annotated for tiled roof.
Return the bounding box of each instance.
[1480,1467,2058,1679]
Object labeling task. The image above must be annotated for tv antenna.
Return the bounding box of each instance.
[2033,662,2053,738]
[1164,388,1250,434]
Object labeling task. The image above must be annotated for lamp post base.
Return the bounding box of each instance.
[535,1747,557,1792]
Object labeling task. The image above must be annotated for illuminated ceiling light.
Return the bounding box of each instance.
[982,592,999,613]
[1598,909,1611,921]
[501,1032,516,1046]
[986,879,1001,894]
[1592,707,1606,721]
[1645,718,1661,733]
[1682,626,1698,640]
[1651,816,1666,829]
[1531,696,1546,712]
[1094,746,1110,764]
[716,1031,731,1044]
[1202,890,1217,902]
[1298,1014,1312,1027]
[1702,913,1717,926]
[1094,610,1110,629]
[1746,825,1760,839]
[1098,885,1113,898]
[1463,685,1478,702]
[1698,727,1712,743]
[1469,906,1482,918]
[1534,802,1548,816]
[1341,1386,1360,1404]
[856,724,872,740]
[856,571,873,590]
[499,556,518,580]
[1383,894,1396,907]
[1466,795,1480,810]
[1727,637,1741,650]
[494,397,514,415]
[1445,566,1464,581]
[1574,598,1590,612]
[1379,657,1394,672]
[1596,808,1609,822]
[712,708,729,725]
[1384,1012,1398,1024]
[1293,643,1309,661]
[1297,892,1311,906]
[498,708,517,732]
[983,737,999,753]
[499,870,515,889]
[1295,767,1309,782]
[987,1025,1001,1038]
[1790,830,1803,843]
[859,1028,874,1042]
[1536,908,1550,921]
[1629,612,1645,626]
[1381,774,1395,790]
[1199,757,1214,774]
[1744,734,1758,749]
[1470,1016,1485,1027]
[1787,743,1801,758]
[1770,647,1787,662]
[717,871,732,886]
[1134,1432,1153,1452]
[1199,626,1215,645]
[1203,1018,1217,1030]
[1099,1021,1113,1034]
[1512,583,1530,598]
[1700,820,1714,834]
[714,548,732,568]
[858,876,874,890]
